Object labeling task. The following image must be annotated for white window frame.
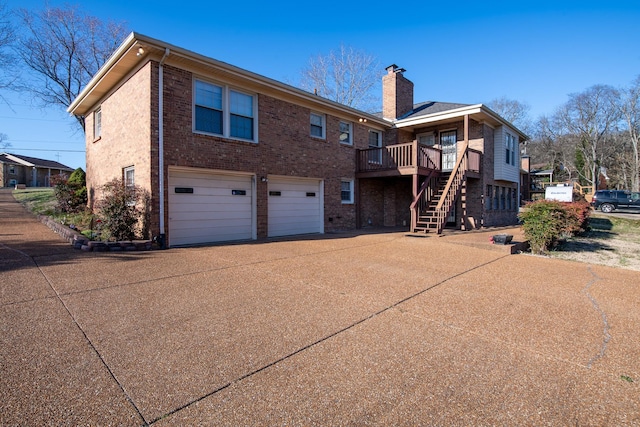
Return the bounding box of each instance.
[341,179,354,204]
[505,132,517,166]
[310,112,326,139]
[368,129,382,164]
[9,165,15,175]
[124,166,135,188]
[94,107,102,140]
[123,166,135,206]
[193,78,258,143]
[339,121,353,145]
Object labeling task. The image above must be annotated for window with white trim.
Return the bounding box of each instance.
[341,180,354,204]
[368,129,382,163]
[194,79,256,142]
[339,121,352,145]
[230,90,254,139]
[310,112,325,139]
[505,132,517,166]
[124,166,135,188]
[9,165,15,175]
[94,107,102,139]
[123,166,135,206]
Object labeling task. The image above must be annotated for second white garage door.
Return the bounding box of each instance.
[268,177,323,237]
[169,169,254,246]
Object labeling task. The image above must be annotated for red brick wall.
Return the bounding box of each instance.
[158,64,380,238]
[359,177,412,228]
[85,62,153,211]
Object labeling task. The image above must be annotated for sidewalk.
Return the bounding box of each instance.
[1,188,638,425]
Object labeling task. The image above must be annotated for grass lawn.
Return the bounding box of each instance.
[549,213,640,271]
[12,188,57,216]
[13,188,95,237]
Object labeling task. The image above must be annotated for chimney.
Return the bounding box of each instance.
[382,64,414,120]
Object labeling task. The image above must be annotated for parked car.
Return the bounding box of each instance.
[590,190,640,212]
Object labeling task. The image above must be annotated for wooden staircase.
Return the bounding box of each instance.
[411,142,469,234]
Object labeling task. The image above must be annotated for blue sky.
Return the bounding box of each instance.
[1,0,639,170]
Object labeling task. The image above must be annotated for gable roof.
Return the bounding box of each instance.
[0,153,74,171]
[390,102,529,141]
[67,32,389,129]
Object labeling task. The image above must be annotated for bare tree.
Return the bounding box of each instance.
[0,132,10,150]
[14,4,128,130]
[620,75,640,192]
[300,45,382,112]
[528,115,563,170]
[0,1,16,104]
[486,97,533,136]
[553,85,621,189]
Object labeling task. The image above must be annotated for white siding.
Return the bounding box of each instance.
[493,126,520,183]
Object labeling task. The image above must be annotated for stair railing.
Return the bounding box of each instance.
[432,140,470,233]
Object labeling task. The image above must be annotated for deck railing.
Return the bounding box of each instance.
[357,141,482,175]
[356,141,442,173]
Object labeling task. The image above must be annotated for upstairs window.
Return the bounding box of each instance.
[339,121,352,145]
[94,107,102,139]
[195,81,223,135]
[194,79,256,142]
[417,133,436,146]
[230,90,254,140]
[310,112,325,139]
[505,132,517,166]
[368,129,382,163]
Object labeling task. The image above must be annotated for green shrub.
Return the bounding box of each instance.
[52,167,87,213]
[96,178,150,241]
[518,200,590,254]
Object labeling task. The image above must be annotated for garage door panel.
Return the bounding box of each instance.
[169,198,251,214]
[268,178,322,238]
[170,224,251,240]
[170,211,253,222]
[169,171,253,246]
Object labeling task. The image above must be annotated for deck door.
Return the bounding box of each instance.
[440,130,457,171]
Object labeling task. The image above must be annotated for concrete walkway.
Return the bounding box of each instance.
[1,188,638,426]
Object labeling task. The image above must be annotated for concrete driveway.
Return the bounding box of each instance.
[1,189,639,426]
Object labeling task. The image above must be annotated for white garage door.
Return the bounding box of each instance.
[268,177,323,237]
[169,170,254,246]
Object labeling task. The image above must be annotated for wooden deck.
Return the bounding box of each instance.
[356,141,481,178]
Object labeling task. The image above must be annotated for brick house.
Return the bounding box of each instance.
[0,153,74,188]
[68,33,527,247]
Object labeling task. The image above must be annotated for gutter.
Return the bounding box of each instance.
[158,48,170,249]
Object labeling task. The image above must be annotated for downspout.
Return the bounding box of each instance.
[158,48,170,248]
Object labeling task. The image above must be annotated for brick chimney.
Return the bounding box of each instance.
[382,64,414,120]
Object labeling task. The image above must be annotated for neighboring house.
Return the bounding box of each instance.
[0,153,74,188]
[68,33,527,247]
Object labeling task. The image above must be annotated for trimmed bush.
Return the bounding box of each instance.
[96,178,150,241]
[518,200,591,254]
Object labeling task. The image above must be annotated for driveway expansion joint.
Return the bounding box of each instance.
[30,256,149,426]
[148,252,512,424]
